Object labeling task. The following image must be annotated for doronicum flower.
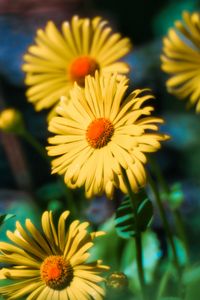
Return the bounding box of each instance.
[22,16,131,117]
[0,108,24,134]
[161,11,200,112]
[0,210,109,300]
[47,72,169,199]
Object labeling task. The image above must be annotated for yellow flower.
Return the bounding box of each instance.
[161,11,200,112]
[0,108,24,134]
[22,16,131,117]
[0,210,109,300]
[47,72,169,199]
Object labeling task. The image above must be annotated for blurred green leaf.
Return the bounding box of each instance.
[168,183,184,210]
[168,237,188,266]
[0,214,15,227]
[120,231,161,293]
[185,280,200,300]
[48,199,63,212]
[114,195,153,239]
[183,265,200,285]
[36,180,66,202]
[89,217,123,271]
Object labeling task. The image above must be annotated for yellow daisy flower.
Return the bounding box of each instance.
[161,11,200,112]
[0,210,109,300]
[47,72,169,199]
[22,15,131,116]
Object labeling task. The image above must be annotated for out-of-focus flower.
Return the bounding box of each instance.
[161,11,200,112]
[22,16,131,118]
[47,72,169,199]
[0,210,109,299]
[0,108,25,134]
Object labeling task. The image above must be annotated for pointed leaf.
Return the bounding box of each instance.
[114,193,153,239]
[137,198,153,231]
[0,214,15,227]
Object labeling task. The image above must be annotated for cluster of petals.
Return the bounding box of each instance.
[161,11,200,112]
[47,72,169,199]
[22,15,131,118]
[0,210,109,300]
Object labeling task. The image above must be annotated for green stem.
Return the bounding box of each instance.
[174,210,189,260]
[59,177,77,217]
[149,157,189,260]
[122,169,147,300]
[22,129,49,163]
[156,266,172,300]
[148,157,170,194]
[148,174,180,274]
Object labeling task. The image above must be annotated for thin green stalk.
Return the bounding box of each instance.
[148,174,180,274]
[148,157,189,260]
[174,210,189,260]
[156,266,172,300]
[122,169,147,300]
[60,177,77,217]
[22,129,49,163]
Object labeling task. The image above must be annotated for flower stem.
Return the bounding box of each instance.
[148,174,180,273]
[122,169,147,300]
[22,129,49,163]
[174,210,189,259]
[148,157,189,260]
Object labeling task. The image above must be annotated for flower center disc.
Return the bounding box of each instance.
[86,118,114,148]
[70,56,99,86]
[40,256,73,290]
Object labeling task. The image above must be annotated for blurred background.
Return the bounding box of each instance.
[1,0,200,298]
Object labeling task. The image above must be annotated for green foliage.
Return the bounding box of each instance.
[168,237,188,267]
[0,214,15,228]
[159,298,181,300]
[114,194,153,239]
[89,217,123,271]
[120,231,161,292]
[36,180,66,202]
[152,0,199,37]
[183,265,200,285]
[167,183,184,210]
[183,264,200,299]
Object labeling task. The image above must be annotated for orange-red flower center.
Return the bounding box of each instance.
[40,256,73,290]
[70,56,99,86]
[86,118,114,148]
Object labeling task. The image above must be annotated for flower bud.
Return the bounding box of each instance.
[106,272,129,290]
[0,108,25,134]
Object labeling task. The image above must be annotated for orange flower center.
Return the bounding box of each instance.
[40,256,73,290]
[70,56,99,86]
[86,118,114,148]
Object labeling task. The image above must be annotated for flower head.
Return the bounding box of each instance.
[22,16,131,117]
[0,210,109,299]
[161,11,200,112]
[47,72,169,199]
[0,108,24,134]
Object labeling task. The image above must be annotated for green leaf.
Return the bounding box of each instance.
[169,183,184,210]
[114,195,136,239]
[183,265,200,285]
[114,193,153,239]
[36,180,66,202]
[137,198,153,231]
[120,231,161,293]
[0,214,15,227]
